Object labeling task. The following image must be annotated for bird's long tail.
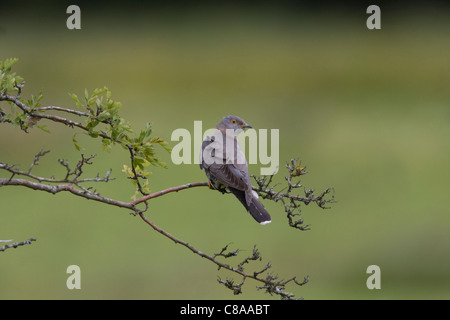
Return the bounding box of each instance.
[228,187,271,224]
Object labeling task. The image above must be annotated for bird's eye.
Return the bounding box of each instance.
[231,119,237,124]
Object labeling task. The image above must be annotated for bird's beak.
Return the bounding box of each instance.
[241,123,252,129]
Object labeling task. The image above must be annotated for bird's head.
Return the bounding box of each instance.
[216,115,252,134]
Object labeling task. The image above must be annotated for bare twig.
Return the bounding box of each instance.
[252,159,336,230]
[132,182,209,206]
[1,153,113,185]
[27,149,50,174]
[213,243,239,259]
[34,106,90,117]
[0,238,37,252]
[0,178,133,209]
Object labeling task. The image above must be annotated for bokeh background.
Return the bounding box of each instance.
[1,1,449,299]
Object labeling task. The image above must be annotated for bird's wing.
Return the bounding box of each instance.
[207,163,249,191]
[199,138,212,170]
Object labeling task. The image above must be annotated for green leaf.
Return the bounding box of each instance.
[3,58,19,71]
[145,123,152,138]
[111,128,119,140]
[72,136,80,151]
[69,93,83,108]
[86,120,99,130]
[138,130,146,143]
[37,125,50,133]
[158,140,172,153]
[97,110,110,122]
[89,131,99,138]
[15,75,24,84]
[133,157,146,170]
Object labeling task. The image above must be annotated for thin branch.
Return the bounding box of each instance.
[27,149,50,174]
[132,182,209,206]
[125,144,149,196]
[0,238,37,252]
[34,106,91,117]
[0,93,131,148]
[0,151,113,184]
[213,243,239,259]
[0,178,134,210]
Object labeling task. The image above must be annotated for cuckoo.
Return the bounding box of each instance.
[200,115,271,225]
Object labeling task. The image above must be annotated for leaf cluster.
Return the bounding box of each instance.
[0,58,171,197]
[0,58,23,95]
[0,58,46,132]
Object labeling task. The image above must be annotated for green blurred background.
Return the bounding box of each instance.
[1,1,449,299]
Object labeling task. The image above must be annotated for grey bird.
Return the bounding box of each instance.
[199,115,271,225]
